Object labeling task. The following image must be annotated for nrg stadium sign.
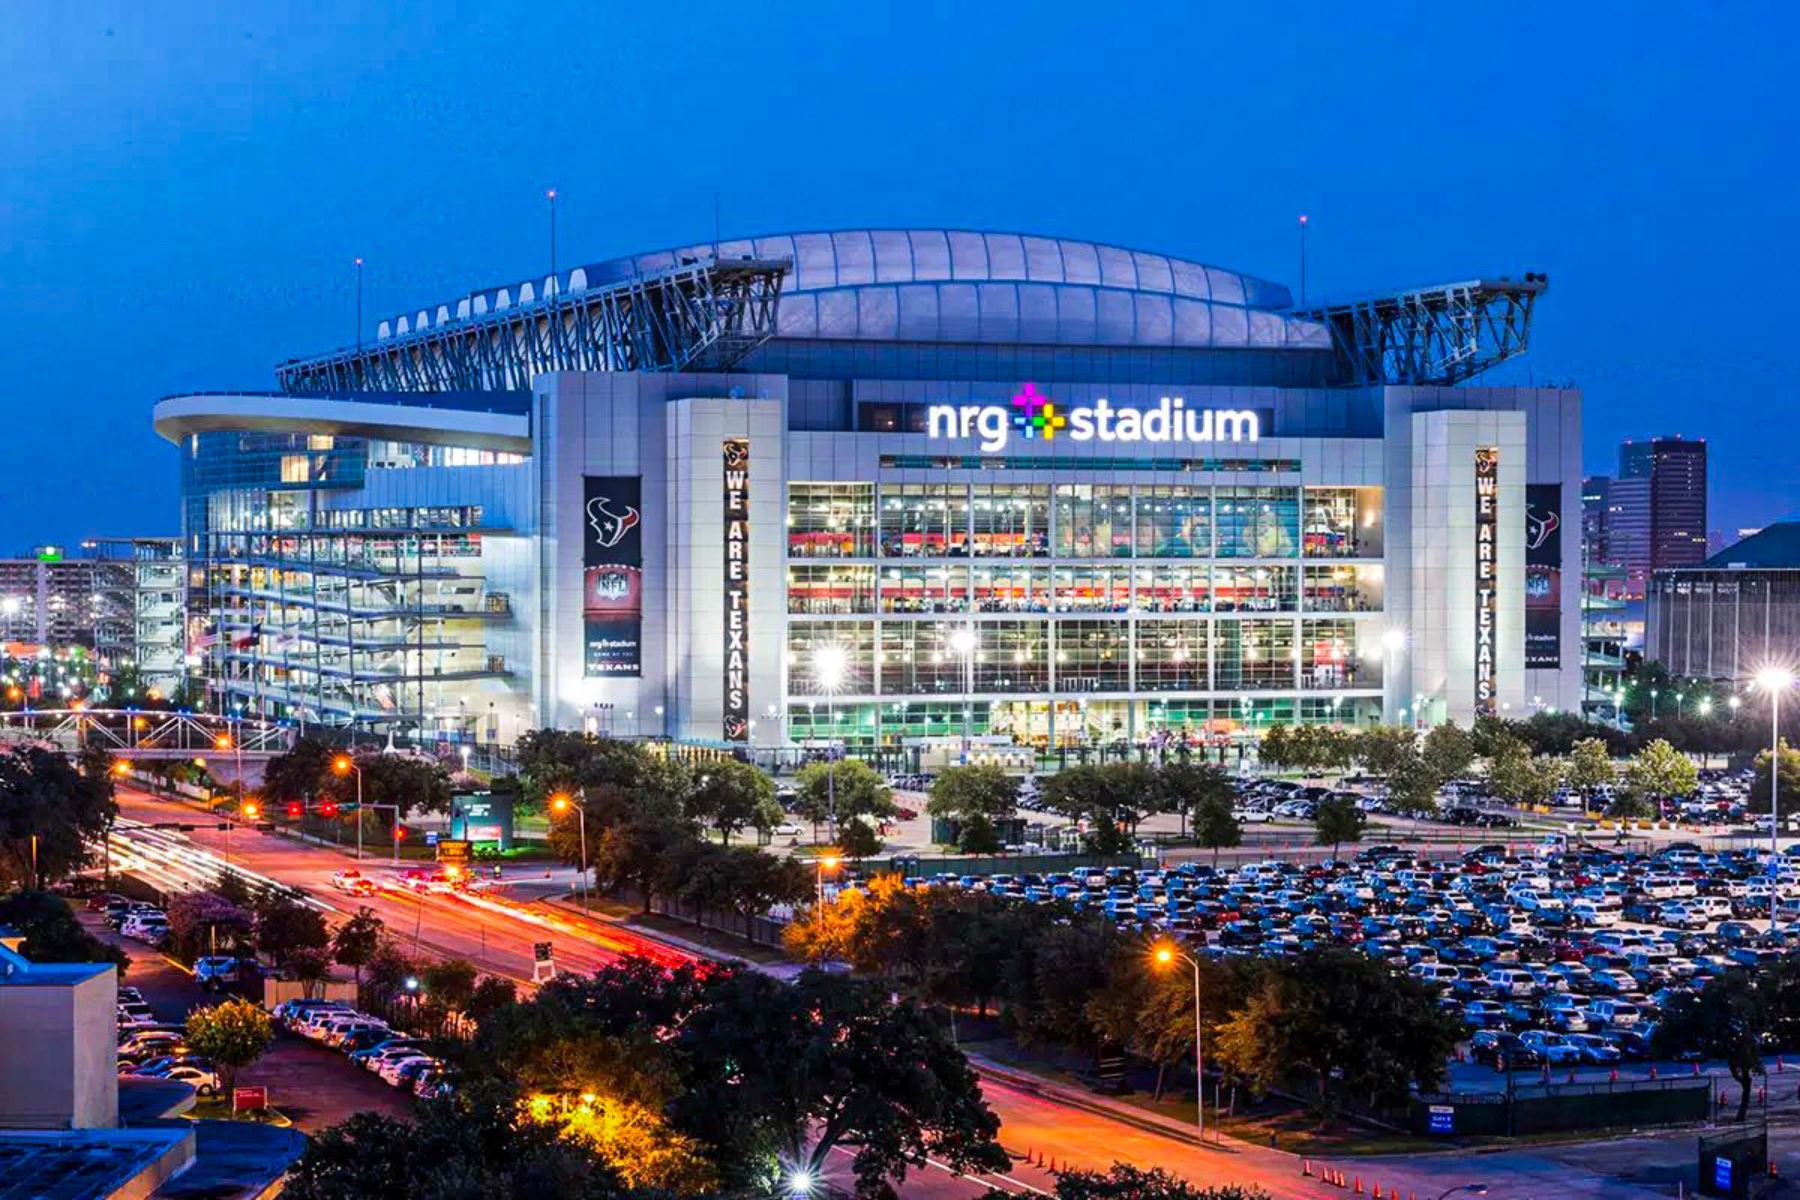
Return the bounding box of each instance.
[927,382,1260,454]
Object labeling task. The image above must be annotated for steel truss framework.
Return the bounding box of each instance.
[277,257,792,393]
[1299,275,1547,387]
[0,709,294,760]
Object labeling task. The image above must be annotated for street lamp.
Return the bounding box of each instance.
[1436,1187,1488,1200]
[1151,941,1207,1143]
[1757,666,1796,927]
[815,853,840,909]
[333,755,366,861]
[1699,697,1714,718]
[811,644,848,838]
[551,791,589,910]
[949,626,977,761]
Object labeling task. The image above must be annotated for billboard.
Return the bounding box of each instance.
[1474,447,1499,718]
[722,439,750,741]
[583,476,643,677]
[1525,483,1563,669]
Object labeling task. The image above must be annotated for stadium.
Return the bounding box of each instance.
[153,228,1581,761]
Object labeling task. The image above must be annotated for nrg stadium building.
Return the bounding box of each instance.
[155,229,1580,759]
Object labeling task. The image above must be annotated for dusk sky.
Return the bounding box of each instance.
[4,2,1794,545]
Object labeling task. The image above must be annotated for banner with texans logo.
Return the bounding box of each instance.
[722,440,751,742]
[583,476,643,677]
[1524,482,1562,669]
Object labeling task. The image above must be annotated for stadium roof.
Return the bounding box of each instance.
[1702,521,1800,569]
[372,228,1331,353]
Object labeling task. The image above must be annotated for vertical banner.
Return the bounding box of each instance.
[1524,483,1563,669]
[582,476,643,677]
[722,439,751,742]
[1474,447,1499,717]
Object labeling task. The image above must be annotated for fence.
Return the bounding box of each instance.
[1412,1075,1711,1136]
[641,892,789,951]
[864,852,1147,879]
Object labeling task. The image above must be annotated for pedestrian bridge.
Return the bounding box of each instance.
[0,709,294,762]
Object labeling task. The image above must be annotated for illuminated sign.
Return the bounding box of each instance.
[723,439,750,742]
[927,383,1260,453]
[582,476,643,677]
[1474,447,1499,716]
[1524,483,1562,669]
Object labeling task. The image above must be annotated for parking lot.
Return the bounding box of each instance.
[880,765,1800,1090]
[87,911,411,1132]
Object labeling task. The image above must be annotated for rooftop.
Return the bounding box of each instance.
[0,1129,192,1200]
[1699,521,1800,570]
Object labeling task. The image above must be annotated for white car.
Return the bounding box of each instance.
[331,868,377,896]
[162,1062,223,1097]
[1234,807,1274,824]
[378,1053,437,1087]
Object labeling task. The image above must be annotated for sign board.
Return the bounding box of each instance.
[583,475,644,677]
[1474,447,1499,717]
[722,439,750,742]
[1427,1104,1454,1135]
[232,1086,268,1112]
[531,940,556,983]
[1713,1156,1732,1193]
[1524,482,1563,669]
[436,839,472,865]
[926,385,1260,453]
[449,790,514,849]
[425,830,439,847]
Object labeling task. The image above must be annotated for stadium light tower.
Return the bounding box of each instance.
[1758,666,1796,925]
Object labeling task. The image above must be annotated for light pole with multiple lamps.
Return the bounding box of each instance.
[1757,667,1795,927]
[1151,941,1207,1143]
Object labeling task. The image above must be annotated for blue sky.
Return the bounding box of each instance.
[3,1,1794,543]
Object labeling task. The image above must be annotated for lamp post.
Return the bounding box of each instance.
[1650,689,1659,721]
[1757,667,1795,928]
[333,755,366,861]
[1381,627,1406,725]
[811,644,848,839]
[1152,941,1206,1143]
[815,853,839,909]
[552,791,589,910]
[949,625,977,761]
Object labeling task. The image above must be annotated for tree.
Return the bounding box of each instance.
[593,815,695,912]
[984,1166,1266,1200]
[1748,740,1800,813]
[1622,738,1698,805]
[840,816,884,861]
[254,889,330,969]
[0,746,116,889]
[166,891,254,964]
[422,957,479,1014]
[1653,970,1767,1121]
[1487,740,1564,809]
[1039,764,1154,855]
[1155,761,1234,839]
[332,907,384,987]
[1353,725,1416,776]
[927,765,1018,853]
[1312,794,1365,859]
[686,760,781,845]
[1383,750,1441,815]
[283,1092,645,1200]
[1191,789,1241,865]
[185,997,273,1095]
[0,890,125,971]
[1258,724,1294,772]
[1565,738,1616,809]
[1420,722,1476,783]
[1213,951,1460,1113]
[794,758,897,840]
[673,968,1008,1197]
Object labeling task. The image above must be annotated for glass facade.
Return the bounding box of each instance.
[784,479,1386,750]
[180,430,521,737]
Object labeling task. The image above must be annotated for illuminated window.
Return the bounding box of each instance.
[279,456,310,484]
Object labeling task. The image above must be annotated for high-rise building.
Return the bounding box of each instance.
[0,540,185,697]
[1611,437,1707,597]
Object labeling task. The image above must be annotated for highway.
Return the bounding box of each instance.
[104,784,1678,1199]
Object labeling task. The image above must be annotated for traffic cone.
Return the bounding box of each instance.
[1567,1070,1577,1084]
[1610,1067,1619,1082]
[1354,1176,1363,1195]
[1648,1063,1658,1078]
[1693,1062,1701,1076]
[1779,1056,1786,1073]
[1302,1160,1313,1177]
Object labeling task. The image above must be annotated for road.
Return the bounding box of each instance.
[105,784,1685,1199]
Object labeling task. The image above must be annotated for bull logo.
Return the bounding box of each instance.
[586,496,640,549]
[1525,507,1559,552]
